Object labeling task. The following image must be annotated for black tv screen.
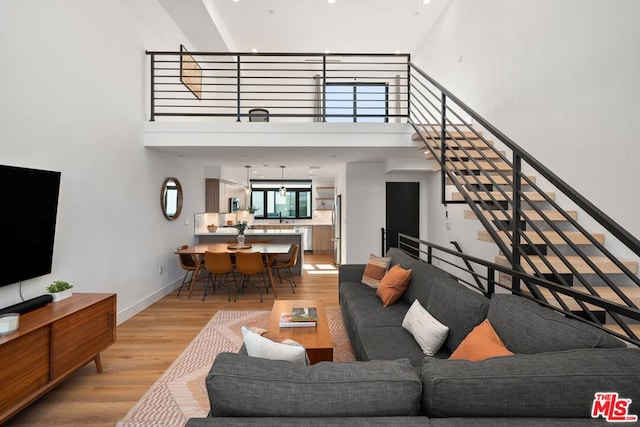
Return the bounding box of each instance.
[0,165,61,287]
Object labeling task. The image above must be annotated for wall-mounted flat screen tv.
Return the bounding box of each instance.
[0,165,61,287]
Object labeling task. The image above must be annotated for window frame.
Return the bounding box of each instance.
[250,181,312,220]
[324,82,389,123]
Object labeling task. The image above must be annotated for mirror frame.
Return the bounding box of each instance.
[161,177,183,221]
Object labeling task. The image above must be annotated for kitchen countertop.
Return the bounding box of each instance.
[196,228,304,236]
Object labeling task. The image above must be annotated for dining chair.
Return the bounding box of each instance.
[272,243,299,293]
[234,251,267,303]
[176,245,204,297]
[203,251,237,302]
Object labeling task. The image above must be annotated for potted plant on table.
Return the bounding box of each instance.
[234,220,249,247]
[47,280,74,302]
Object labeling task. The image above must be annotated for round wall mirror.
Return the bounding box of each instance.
[161,177,183,221]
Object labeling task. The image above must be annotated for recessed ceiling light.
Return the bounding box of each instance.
[422,0,431,4]
[328,0,336,4]
[232,0,239,2]
[251,48,258,53]
[324,49,330,54]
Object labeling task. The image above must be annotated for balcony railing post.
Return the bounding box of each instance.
[322,55,327,122]
[406,55,411,122]
[149,53,155,122]
[511,153,522,292]
[440,92,447,205]
[236,55,241,122]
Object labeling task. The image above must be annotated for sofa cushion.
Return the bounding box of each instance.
[357,326,431,366]
[207,352,422,417]
[376,264,412,307]
[426,278,490,352]
[187,417,432,427]
[487,294,625,354]
[384,248,452,309]
[449,319,513,361]
[361,254,391,288]
[402,299,449,356]
[421,347,640,418]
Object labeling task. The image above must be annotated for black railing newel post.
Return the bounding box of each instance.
[487,267,496,296]
[322,55,327,122]
[440,92,447,205]
[406,60,411,122]
[236,55,241,122]
[149,53,155,122]
[511,153,522,292]
[381,227,386,255]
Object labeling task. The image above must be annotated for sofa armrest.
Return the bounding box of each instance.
[339,264,366,284]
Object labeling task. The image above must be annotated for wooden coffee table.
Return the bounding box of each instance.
[268,299,333,364]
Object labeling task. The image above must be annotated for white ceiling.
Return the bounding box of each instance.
[155,0,449,179]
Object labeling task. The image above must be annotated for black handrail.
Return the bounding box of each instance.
[408,62,640,339]
[145,51,410,123]
[398,234,640,346]
[408,63,640,258]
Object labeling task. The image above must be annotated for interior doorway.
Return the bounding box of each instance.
[385,182,419,254]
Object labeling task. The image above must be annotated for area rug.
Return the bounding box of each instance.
[116,309,354,427]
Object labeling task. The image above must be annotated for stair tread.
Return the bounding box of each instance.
[495,255,638,275]
[425,150,504,160]
[453,191,555,202]
[434,161,512,172]
[465,209,578,221]
[412,129,483,141]
[447,175,536,186]
[480,230,604,245]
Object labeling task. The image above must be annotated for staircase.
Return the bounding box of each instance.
[407,63,640,345]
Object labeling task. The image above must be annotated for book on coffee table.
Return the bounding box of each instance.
[291,307,318,322]
[279,312,316,328]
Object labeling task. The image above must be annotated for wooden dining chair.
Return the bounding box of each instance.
[272,243,299,293]
[234,251,267,303]
[176,245,204,297]
[203,251,237,302]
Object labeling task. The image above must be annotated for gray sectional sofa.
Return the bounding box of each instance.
[186,247,640,426]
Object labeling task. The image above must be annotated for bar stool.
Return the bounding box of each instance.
[235,251,267,303]
[203,251,238,302]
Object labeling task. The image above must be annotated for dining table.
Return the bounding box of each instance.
[175,242,292,299]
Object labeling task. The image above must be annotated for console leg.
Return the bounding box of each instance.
[94,354,103,373]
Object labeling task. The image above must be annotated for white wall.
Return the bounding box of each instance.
[344,163,385,263]
[412,0,640,262]
[0,0,213,322]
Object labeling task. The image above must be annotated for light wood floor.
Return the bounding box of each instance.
[4,254,339,426]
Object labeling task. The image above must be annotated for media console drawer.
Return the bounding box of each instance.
[0,293,116,424]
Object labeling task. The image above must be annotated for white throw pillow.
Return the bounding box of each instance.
[241,326,308,365]
[402,299,449,356]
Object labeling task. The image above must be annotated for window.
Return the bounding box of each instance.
[325,82,389,122]
[250,182,312,219]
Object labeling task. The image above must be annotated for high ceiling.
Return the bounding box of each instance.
[155,0,450,178]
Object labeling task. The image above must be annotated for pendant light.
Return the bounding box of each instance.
[244,165,251,195]
[279,166,287,196]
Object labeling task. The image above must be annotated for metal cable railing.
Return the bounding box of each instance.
[146,50,410,122]
[408,63,640,341]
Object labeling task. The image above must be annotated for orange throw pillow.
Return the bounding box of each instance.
[376,264,412,307]
[449,319,514,361]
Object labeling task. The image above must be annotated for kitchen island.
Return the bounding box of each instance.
[196,229,303,275]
